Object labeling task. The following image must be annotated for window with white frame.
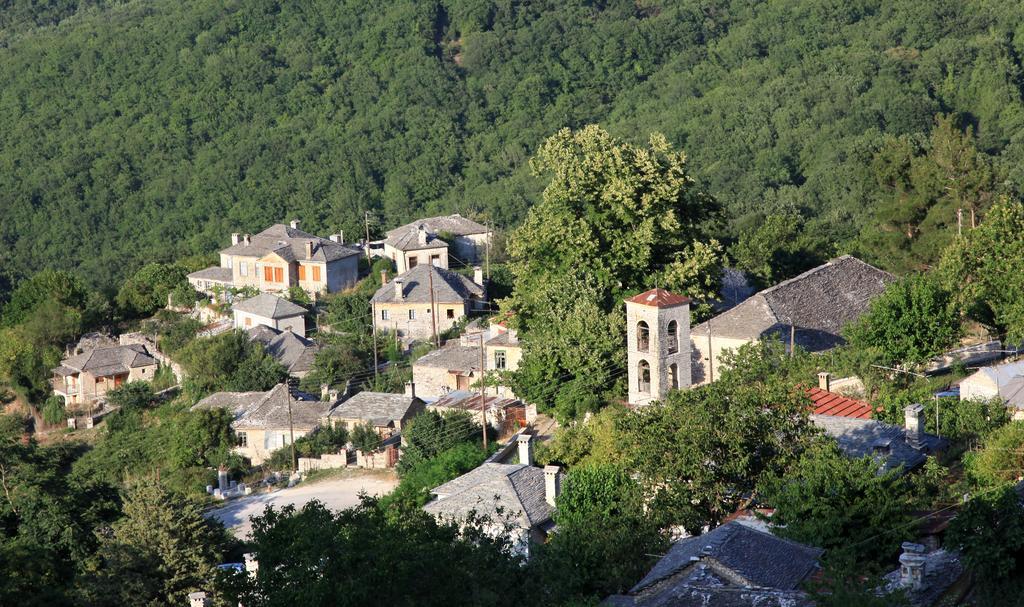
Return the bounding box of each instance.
[381,309,390,321]
[409,309,416,320]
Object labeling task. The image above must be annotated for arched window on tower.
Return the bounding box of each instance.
[669,363,679,389]
[638,360,651,393]
[667,320,679,354]
[637,321,650,352]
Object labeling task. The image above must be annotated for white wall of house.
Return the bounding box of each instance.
[690,334,751,385]
[373,301,468,341]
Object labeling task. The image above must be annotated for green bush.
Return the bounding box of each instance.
[41,395,65,426]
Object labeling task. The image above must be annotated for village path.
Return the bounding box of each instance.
[207,470,399,538]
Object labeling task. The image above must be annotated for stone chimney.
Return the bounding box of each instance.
[905,403,925,449]
[321,384,330,401]
[517,434,533,467]
[243,234,251,246]
[473,266,484,287]
[544,465,561,507]
[290,219,301,230]
[898,542,927,590]
[217,466,228,493]
[231,232,240,245]
[243,552,259,577]
[818,371,831,392]
[305,241,314,259]
[188,591,210,607]
[394,278,404,300]
[329,231,344,244]
[329,389,339,402]
[404,382,416,398]
[417,225,428,246]
[380,269,388,285]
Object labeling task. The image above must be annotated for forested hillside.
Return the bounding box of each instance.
[1,0,1023,297]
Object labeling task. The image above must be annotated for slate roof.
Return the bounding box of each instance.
[692,256,893,351]
[625,288,691,308]
[484,330,520,347]
[631,521,823,594]
[429,390,520,413]
[806,387,874,419]
[247,326,319,375]
[413,342,481,373]
[371,265,484,305]
[233,293,308,319]
[424,463,555,529]
[187,266,234,282]
[882,548,965,607]
[386,214,489,238]
[328,391,424,427]
[192,383,329,431]
[383,226,449,252]
[811,414,946,474]
[220,223,360,263]
[604,586,813,607]
[58,344,158,377]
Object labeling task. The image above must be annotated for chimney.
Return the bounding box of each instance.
[305,241,314,259]
[321,384,330,401]
[818,372,831,392]
[898,542,927,590]
[290,219,300,229]
[544,465,561,507]
[188,591,211,607]
[905,403,925,449]
[231,232,240,245]
[338,230,344,244]
[217,466,228,493]
[243,234,251,246]
[394,278,404,300]
[404,382,416,398]
[380,269,388,285]
[328,389,339,402]
[517,434,534,467]
[473,265,484,287]
[329,231,344,244]
[243,552,259,577]
[417,225,428,246]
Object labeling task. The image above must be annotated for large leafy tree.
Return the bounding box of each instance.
[844,272,960,367]
[115,262,190,317]
[939,196,1024,341]
[396,409,479,474]
[176,330,287,398]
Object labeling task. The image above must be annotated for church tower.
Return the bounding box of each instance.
[625,288,691,406]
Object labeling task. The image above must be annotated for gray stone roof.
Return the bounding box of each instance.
[58,344,158,377]
[693,255,894,351]
[413,342,481,373]
[631,521,823,594]
[371,265,484,305]
[811,414,946,474]
[247,326,320,375]
[429,390,520,413]
[882,547,965,607]
[192,383,329,431]
[424,463,555,529]
[328,391,424,427]
[383,225,449,252]
[604,586,813,607]
[485,331,520,347]
[187,266,234,282]
[386,214,490,239]
[220,223,360,263]
[233,293,308,319]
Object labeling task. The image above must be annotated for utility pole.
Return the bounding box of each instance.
[479,334,487,451]
[428,268,439,347]
[485,222,491,280]
[364,210,373,263]
[371,301,379,382]
[706,317,714,383]
[957,208,963,237]
[789,323,796,358]
[285,380,296,473]
[935,394,941,439]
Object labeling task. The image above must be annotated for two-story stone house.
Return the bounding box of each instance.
[383,214,492,272]
[52,343,159,410]
[371,265,486,342]
[188,220,360,299]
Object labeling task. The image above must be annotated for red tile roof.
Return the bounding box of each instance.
[806,387,874,419]
[625,288,691,307]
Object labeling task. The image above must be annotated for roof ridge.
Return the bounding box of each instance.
[723,521,824,557]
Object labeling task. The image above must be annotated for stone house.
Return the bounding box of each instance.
[52,343,159,410]
[188,220,360,299]
[191,383,331,465]
[326,383,425,437]
[247,325,320,378]
[424,435,560,557]
[371,265,486,342]
[385,214,492,270]
[605,520,823,606]
[958,359,1024,418]
[232,293,308,337]
[412,323,522,399]
[691,256,894,384]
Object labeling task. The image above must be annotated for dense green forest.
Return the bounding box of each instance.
[2,0,1023,298]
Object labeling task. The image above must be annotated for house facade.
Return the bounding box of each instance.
[232,293,308,337]
[382,224,449,274]
[188,220,360,299]
[52,343,159,410]
[384,214,492,269]
[371,265,486,342]
[326,383,425,437]
[412,323,522,399]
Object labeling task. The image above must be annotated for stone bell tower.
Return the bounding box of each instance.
[625,288,691,406]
